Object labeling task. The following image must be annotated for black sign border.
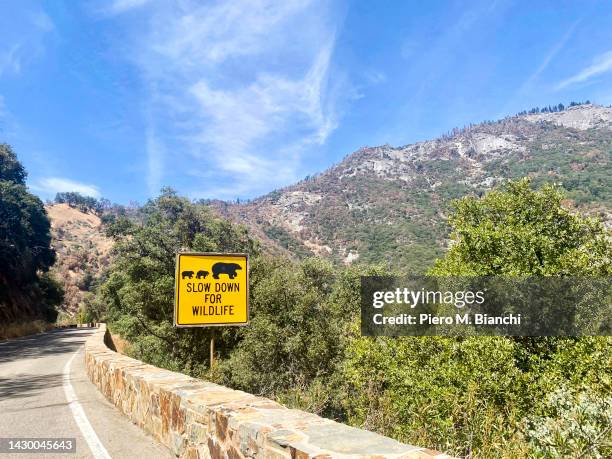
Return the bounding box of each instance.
[174,251,250,328]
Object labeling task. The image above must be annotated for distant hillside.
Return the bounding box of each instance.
[212,104,612,272]
[46,203,113,316]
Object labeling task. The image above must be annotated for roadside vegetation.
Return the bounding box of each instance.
[0,319,55,340]
[91,179,611,458]
[347,180,611,457]
[0,143,63,335]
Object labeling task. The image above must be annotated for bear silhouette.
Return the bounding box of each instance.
[212,262,242,279]
[196,270,209,279]
[181,271,194,279]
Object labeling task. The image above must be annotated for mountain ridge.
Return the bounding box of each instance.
[211,104,612,271]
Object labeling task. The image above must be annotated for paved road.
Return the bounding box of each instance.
[0,328,172,459]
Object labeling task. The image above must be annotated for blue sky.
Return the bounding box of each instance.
[1,0,611,203]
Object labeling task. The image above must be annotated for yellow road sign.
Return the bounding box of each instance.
[174,252,249,327]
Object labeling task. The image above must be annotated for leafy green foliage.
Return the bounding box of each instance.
[344,336,529,456]
[0,181,56,281]
[100,188,259,373]
[344,180,611,457]
[483,140,611,209]
[54,192,104,214]
[218,258,368,417]
[431,178,611,276]
[0,144,61,322]
[526,387,611,458]
[262,224,312,258]
[0,143,27,185]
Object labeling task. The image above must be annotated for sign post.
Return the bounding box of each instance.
[210,335,215,368]
[174,252,249,366]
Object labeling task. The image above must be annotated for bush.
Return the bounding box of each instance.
[344,336,529,456]
[526,387,612,458]
[342,179,611,457]
[217,258,352,416]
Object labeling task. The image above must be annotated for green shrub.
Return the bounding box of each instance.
[526,387,612,458]
[342,179,611,457]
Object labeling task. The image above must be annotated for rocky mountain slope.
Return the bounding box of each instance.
[46,203,113,316]
[213,104,611,272]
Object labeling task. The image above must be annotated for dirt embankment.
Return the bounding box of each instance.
[46,203,113,316]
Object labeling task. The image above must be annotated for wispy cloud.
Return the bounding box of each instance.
[107,0,152,15]
[0,94,18,136]
[30,9,54,32]
[517,20,580,95]
[496,20,580,118]
[364,69,387,85]
[116,0,346,199]
[0,8,55,78]
[556,50,612,90]
[0,44,22,76]
[32,177,101,198]
[401,1,505,115]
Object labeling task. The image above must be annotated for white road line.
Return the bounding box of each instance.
[63,347,112,459]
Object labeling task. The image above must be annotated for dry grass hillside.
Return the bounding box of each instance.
[46,203,113,316]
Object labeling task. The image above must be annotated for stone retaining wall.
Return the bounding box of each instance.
[85,325,450,459]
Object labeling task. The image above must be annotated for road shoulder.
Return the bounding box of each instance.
[69,346,173,459]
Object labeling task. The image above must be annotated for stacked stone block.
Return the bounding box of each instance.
[85,325,451,459]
